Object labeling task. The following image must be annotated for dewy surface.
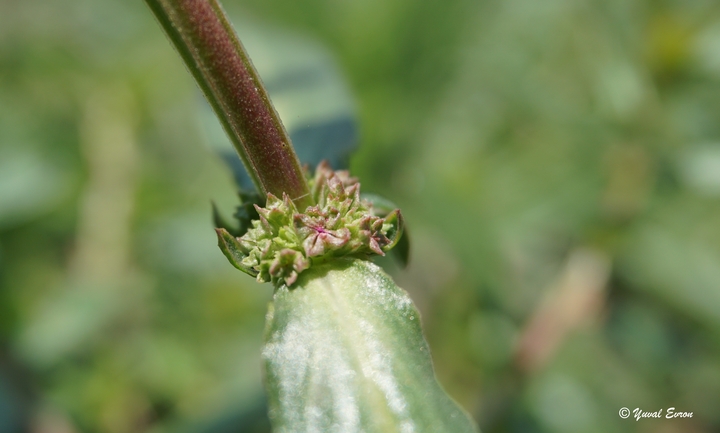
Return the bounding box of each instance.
[262,259,479,433]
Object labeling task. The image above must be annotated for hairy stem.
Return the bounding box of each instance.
[144,0,312,209]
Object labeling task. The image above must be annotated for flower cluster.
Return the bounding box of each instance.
[218,162,402,287]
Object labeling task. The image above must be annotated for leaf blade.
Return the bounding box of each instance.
[263,259,479,433]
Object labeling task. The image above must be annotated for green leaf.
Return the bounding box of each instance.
[263,259,479,433]
[211,201,239,236]
[215,228,257,277]
[380,209,404,253]
[362,193,411,267]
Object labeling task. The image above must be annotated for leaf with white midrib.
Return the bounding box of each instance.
[263,259,479,433]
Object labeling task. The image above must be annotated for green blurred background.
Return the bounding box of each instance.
[2,0,720,432]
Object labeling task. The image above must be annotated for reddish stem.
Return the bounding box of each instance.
[144,0,312,209]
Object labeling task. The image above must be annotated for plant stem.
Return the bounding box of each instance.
[144,0,312,209]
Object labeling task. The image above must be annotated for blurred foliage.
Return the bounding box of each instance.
[1,0,720,432]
